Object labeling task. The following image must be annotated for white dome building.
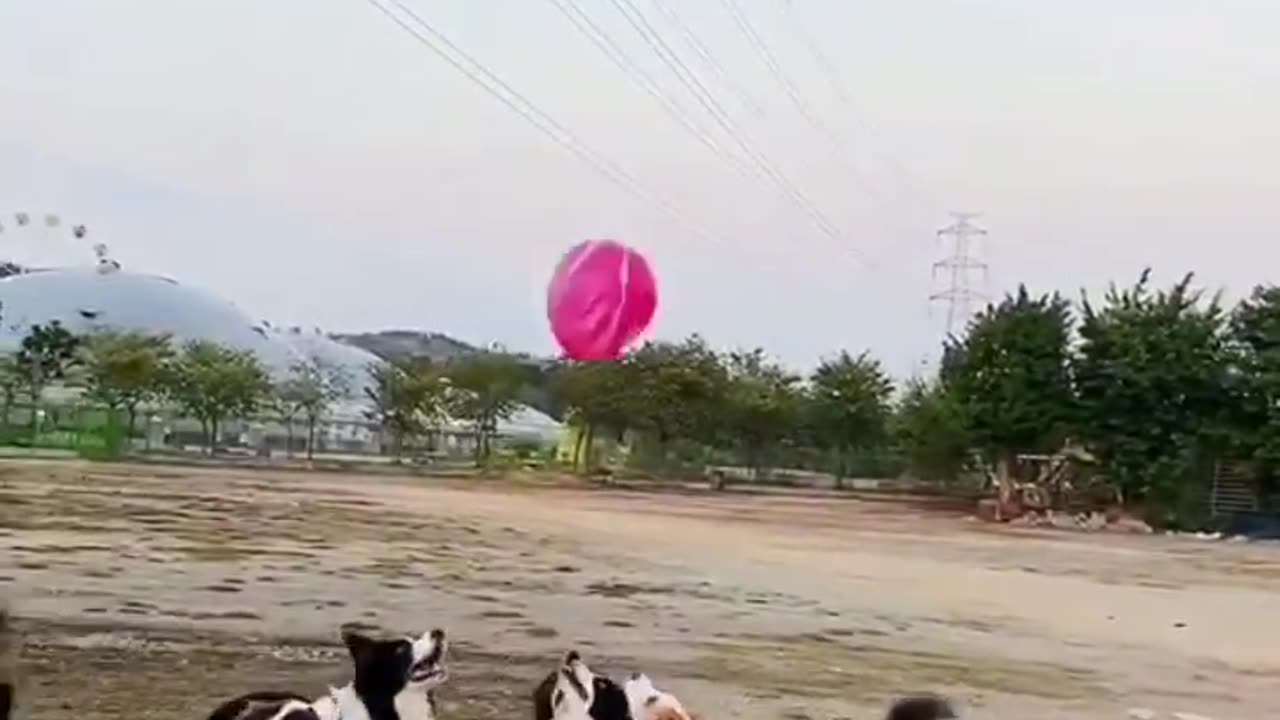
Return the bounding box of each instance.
[0,267,300,373]
[0,264,563,451]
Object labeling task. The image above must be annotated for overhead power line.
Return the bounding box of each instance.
[605,0,856,254]
[362,0,720,243]
[542,0,752,179]
[647,0,767,119]
[777,1,944,218]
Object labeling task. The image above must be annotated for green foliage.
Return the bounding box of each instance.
[625,336,727,453]
[716,349,804,478]
[16,320,81,404]
[893,378,971,484]
[550,359,636,471]
[273,357,352,459]
[808,351,895,481]
[445,353,529,464]
[0,354,20,428]
[165,340,270,454]
[80,330,174,438]
[363,360,448,460]
[941,286,1075,470]
[1075,270,1231,525]
[1229,285,1280,472]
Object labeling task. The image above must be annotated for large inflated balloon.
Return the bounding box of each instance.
[547,239,657,361]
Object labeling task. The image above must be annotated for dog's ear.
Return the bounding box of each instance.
[340,627,375,662]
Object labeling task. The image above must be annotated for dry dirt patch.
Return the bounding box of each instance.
[2,461,1278,719]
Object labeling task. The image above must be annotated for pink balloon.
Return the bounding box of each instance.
[547,239,657,361]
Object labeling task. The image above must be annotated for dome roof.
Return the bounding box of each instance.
[273,327,384,396]
[0,266,563,442]
[0,268,300,372]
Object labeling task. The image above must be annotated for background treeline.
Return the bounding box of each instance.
[545,269,1280,529]
[4,268,1279,529]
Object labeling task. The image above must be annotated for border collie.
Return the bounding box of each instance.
[622,673,690,720]
[207,626,449,720]
[532,651,631,720]
[0,607,26,720]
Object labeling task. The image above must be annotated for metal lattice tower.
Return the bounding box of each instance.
[929,212,988,337]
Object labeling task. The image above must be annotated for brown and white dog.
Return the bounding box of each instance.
[621,673,691,720]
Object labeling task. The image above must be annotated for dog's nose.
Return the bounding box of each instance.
[629,672,642,681]
[430,628,445,642]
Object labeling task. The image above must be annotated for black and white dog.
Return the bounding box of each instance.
[534,651,959,720]
[207,626,449,720]
[532,651,630,720]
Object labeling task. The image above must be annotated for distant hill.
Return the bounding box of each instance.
[335,329,561,418]
[333,330,483,364]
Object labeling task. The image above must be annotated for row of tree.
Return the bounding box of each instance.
[0,322,284,452]
[536,271,1280,527]
[0,322,541,461]
[5,269,1278,529]
[935,271,1280,526]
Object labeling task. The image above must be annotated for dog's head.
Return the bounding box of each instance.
[534,653,632,720]
[622,673,691,720]
[533,651,597,720]
[884,695,958,720]
[342,626,449,704]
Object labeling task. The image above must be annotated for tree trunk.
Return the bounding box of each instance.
[126,405,138,441]
[209,416,220,456]
[306,415,317,461]
[29,389,41,440]
[832,449,846,490]
[200,418,210,455]
[582,423,596,472]
[571,426,587,473]
[285,418,295,458]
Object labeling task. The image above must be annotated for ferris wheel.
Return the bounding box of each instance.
[0,211,113,276]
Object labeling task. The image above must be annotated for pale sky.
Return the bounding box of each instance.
[1,0,1277,376]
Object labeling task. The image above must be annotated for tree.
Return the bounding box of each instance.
[80,330,174,439]
[0,354,21,431]
[1229,285,1280,474]
[271,358,351,460]
[268,373,308,457]
[446,353,528,465]
[165,341,270,454]
[15,321,81,435]
[551,360,634,471]
[808,351,895,485]
[363,360,448,461]
[940,286,1075,491]
[719,349,804,480]
[295,358,351,460]
[624,336,727,465]
[1075,270,1231,526]
[893,378,971,484]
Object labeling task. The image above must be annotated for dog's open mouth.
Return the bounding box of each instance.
[410,661,445,683]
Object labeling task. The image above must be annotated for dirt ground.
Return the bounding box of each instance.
[1,461,1278,720]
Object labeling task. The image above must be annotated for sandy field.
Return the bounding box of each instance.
[1,460,1278,720]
